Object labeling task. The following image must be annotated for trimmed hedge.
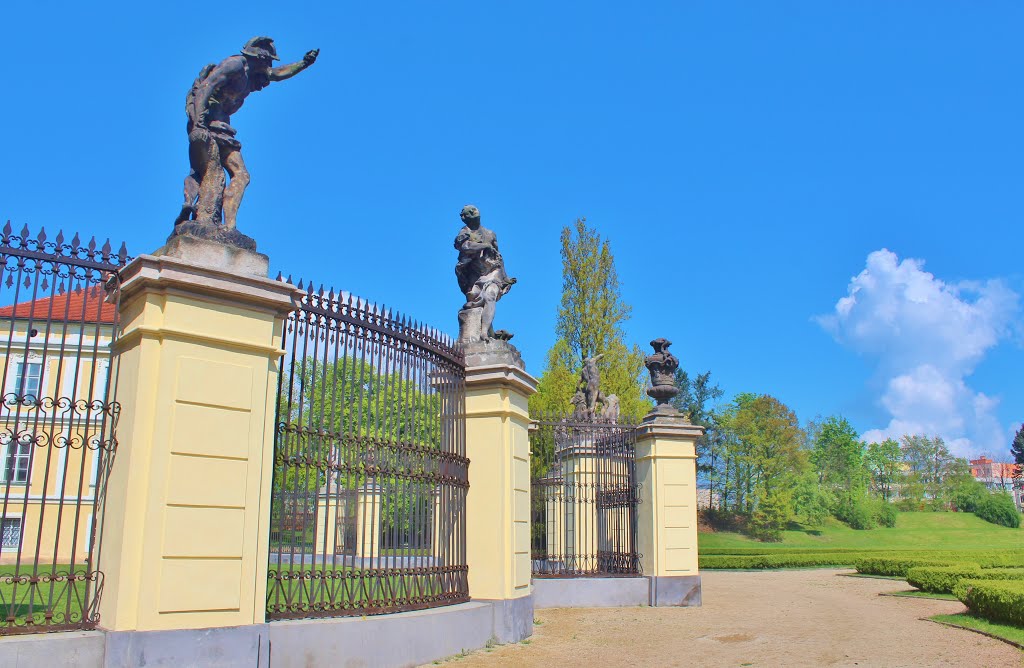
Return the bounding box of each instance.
[954,579,1024,627]
[699,548,1024,572]
[699,547,903,556]
[699,553,877,569]
[855,556,959,577]
[856,551,1024,577]
[906,564,982,593]
[907,566,1024,594]
[975,552,1024,568]
[973,568,1024,582]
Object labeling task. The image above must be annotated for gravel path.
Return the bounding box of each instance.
[443,569,1023,667]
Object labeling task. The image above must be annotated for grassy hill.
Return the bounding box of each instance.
[699,512,1024,552]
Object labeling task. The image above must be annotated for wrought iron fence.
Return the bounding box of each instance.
[267,280,469,620]
[0,223,128,634]
[530,414,641,577]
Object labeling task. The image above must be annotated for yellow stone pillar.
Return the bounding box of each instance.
[464,361,536,642]
[314,484,346,557]
[355,483,382,559]
[562,449,598,571]
[96,254,300,632]
[635,414,704,606]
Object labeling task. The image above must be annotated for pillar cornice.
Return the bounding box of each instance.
[464,363,538,397]
[117,254,303,317]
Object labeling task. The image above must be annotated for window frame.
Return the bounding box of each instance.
[15,361,42,398]
[0,434,32,484]
[0,516,22,549]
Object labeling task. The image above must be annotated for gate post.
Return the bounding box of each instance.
[463,355,537,642]
[635,416,704,605]
[96,253,300,635]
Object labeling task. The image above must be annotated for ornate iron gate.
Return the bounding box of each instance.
[0,223,128,634]
[530,414,641,577]
[266,281,469,620]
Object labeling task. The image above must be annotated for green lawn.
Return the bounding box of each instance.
[930,613,1024,649]
[699,512,1024,552]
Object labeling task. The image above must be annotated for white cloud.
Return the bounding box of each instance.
[818,249,1019,458]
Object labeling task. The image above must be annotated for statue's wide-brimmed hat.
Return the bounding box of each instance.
[242,36,280,61]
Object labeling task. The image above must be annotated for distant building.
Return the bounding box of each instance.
[970,456,1023,511]
[0,289,114,563]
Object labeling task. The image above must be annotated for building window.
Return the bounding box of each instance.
[1,436,31,484]
[15,362,41,398]
[1,517,21,549]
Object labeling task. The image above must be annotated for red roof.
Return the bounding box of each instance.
[0,289,116,324]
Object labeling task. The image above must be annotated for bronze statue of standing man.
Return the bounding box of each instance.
[174,37,318,241]
[454,205,517,343]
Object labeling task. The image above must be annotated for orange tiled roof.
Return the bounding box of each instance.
[0,289,115,324]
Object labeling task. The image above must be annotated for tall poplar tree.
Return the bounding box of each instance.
[530,218,648,423]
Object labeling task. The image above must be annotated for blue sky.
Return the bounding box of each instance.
[2,2,1022,458]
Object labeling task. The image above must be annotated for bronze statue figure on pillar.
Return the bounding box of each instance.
[453,205,524,367]
[170,37,318,251]
[569,354,620,423]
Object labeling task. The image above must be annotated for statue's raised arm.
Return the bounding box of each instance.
[271,49,319,82]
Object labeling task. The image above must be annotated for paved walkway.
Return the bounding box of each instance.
[445,569,1023,667]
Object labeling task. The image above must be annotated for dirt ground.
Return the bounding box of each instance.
[441,569,1023,667]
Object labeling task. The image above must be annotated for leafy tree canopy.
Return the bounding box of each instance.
[811,416,867,501]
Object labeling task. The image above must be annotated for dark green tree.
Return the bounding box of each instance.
[670,369,723,426]
[670,368,724,506]
[811,416,868,506]
[1011,424,1024,486]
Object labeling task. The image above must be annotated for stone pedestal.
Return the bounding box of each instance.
[635,412,704,607]
[460,338,524,369]
[463,349,536,641]
[97,254,300,632]
[157,223,268,277]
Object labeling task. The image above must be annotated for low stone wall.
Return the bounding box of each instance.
[534,577,650,608]
[533,576,702,608]
[0,599,533,668]
[268,602,496,668]
[0,630,105,668]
